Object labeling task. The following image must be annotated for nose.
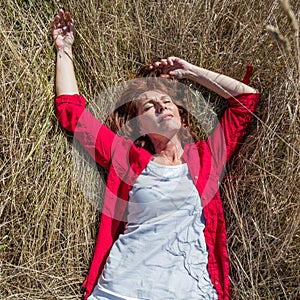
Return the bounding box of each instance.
[156,101,167,113]
[157,106,164,113]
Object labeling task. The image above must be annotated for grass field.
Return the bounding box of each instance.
[0,0,299,299]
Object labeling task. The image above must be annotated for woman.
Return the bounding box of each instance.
[51,9,259,300]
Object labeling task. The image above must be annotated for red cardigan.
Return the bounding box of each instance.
[55,92,259,300]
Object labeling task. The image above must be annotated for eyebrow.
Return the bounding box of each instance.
[142,99,154,107]
[141,95,172,106]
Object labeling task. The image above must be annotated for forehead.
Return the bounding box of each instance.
[136,90,170,102]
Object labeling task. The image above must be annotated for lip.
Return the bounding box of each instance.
[159,113,174,122]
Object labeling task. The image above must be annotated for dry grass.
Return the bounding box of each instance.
[0,0,299,299]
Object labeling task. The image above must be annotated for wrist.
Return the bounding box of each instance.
[184,64,201,80]
[56,46,73,61]
[56,45,73,55]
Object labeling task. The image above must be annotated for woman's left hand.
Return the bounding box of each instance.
[150,56,193,79]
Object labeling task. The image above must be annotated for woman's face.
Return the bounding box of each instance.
[136,90,181,139]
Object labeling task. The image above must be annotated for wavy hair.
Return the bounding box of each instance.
[105,66,205,154]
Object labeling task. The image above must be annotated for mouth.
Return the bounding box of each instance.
[160,114,174,122]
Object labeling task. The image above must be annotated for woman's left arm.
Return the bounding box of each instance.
[151,56,258,98]
[152,57,259,164]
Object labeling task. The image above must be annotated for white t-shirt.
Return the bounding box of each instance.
[89,161,218,300]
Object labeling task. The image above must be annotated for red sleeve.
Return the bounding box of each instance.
[55,94,116,170]
[207,92,259,165]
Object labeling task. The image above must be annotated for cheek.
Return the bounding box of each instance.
[172,106,181,121]
[170,104,179,113]
[137,114,154,133]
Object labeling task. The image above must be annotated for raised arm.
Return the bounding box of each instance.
[50,10,114,169]
[152,56,259,164]
[50,10,151,173]
[50,9,79,96]
[151,56,257,98]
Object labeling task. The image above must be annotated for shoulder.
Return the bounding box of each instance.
[226,92,259,108]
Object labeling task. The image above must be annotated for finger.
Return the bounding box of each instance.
[50,16,59,30]
[160,59,168,65]
[50,20,57,31]
[54,15,60,23]
[167,57,174,66]
[160,74,171,78]
[65,11,74,29]
[154,61,162,68]
[59,9,70,27]
[61,15,67,27]
[58,9,65,19]
[69,18,75,32]
[64,11,74,30]
[65,11,72,22]
[169,70,183,79]
[52,15,60,27]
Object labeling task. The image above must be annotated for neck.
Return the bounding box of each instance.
[149,134,184,165]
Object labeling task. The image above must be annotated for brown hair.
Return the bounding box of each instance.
[105,66,204,154]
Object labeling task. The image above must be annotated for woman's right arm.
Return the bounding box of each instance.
[51,10,117,169]
[51,9,78,96]
[51,10,146,172]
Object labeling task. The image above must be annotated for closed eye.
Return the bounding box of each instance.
[141,96,173,112]
[161,96,173,104]
[143,104,154,111]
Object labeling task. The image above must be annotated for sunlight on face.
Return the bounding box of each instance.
[136,90,181,139]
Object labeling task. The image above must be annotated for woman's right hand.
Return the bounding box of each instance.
[50,9,74,51]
